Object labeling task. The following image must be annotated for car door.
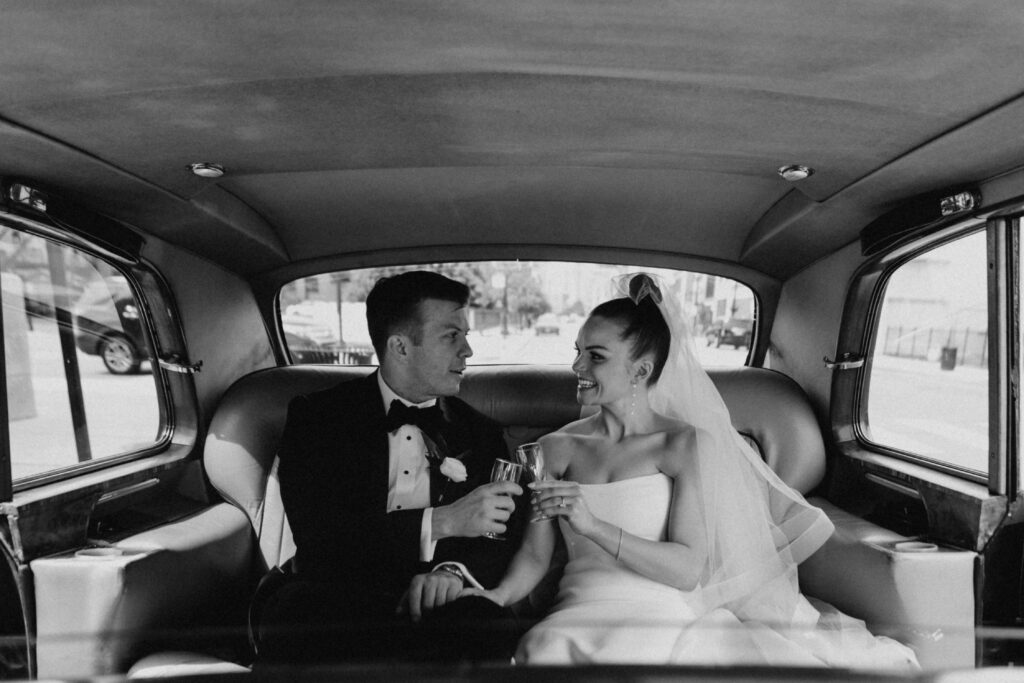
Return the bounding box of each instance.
[786,201,1024,666]
[0,201,251,678]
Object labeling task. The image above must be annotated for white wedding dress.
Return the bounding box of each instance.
[516,473,919,669]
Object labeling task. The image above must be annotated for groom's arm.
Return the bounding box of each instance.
[433,419,525,588]
[280,391,427,580]
[398,411,528,617]
[278,394,355,580]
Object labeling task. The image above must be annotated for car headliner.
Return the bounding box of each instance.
[1,1,1023,282]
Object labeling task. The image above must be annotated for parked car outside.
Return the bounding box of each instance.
[283,330,336,364]
[534,313,561,335]
[281,300,376,364]
[72,276,149,375]
[705,318,753,349]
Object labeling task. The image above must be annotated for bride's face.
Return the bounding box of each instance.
[572,315,640,407]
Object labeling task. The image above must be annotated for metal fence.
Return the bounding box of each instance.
[879,326,987,367]
[292,344,376,366]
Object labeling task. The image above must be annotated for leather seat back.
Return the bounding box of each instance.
[203,364,826,572]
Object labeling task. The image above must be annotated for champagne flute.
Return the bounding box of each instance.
[516,442,552,522]
[516,442,546,483]
[484,458,523,540]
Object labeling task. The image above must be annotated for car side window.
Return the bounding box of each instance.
[1,227,162,483]
[864,229,987,473]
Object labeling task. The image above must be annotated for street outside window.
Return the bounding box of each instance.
[865,230,988,473]
[1,228,162,482]
[279,262,756,369]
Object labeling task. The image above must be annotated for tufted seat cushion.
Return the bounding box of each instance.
[121,364,978,676]
[202,364,827,578]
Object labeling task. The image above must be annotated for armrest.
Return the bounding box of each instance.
[800,497,977,671]
[32,503,253,677]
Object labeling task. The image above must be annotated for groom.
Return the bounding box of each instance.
[258,270,525,664]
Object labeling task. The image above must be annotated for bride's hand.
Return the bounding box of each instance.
[529,480,596,535]
[457,587,505,606]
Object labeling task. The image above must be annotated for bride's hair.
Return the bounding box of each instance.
[589,276,671,384]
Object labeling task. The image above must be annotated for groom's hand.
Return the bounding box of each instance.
[432,481,522,539]
[398,571,463,622]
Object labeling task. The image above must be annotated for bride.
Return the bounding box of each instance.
[462,274,919,669]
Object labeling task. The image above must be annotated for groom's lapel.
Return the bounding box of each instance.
[348,372,391,499]
[432,398,472,505]
[428,398,451,505]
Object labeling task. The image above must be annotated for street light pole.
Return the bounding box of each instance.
[491,272,509,337]
[502,281,509,336]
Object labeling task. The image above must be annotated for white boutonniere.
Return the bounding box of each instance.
[439,457,468,483]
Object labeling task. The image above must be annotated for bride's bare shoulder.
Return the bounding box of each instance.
[545,413,601,438]
[651,415,695,445]
[539,417,599,452]
[657,423,700,476]
[537,422,596,478]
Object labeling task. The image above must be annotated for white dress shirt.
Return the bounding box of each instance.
[379,374,438,561]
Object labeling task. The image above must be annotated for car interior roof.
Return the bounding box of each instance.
[1,1,1023,281]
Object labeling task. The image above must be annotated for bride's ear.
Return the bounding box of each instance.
[633,358,654,384]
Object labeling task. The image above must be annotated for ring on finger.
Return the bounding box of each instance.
[558,496,566,508]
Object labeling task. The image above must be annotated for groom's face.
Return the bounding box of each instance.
[400,298,473,401]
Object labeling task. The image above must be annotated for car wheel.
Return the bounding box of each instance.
[100,335,142,375]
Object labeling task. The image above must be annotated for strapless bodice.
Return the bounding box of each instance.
[562,472,672,563]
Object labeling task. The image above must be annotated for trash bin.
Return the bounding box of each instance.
[940,346,958,371]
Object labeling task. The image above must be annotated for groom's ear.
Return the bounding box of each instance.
[386,334,409,362]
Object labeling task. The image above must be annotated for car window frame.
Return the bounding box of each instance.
[859,224,990,482]
[273,259,765,368]
[832,207,1021,498]
[0,210,189,497]
[256,247,781,365]
[996,212,1021,498]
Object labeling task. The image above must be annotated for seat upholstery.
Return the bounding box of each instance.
[202,364,827,574]
[122,363,974,675]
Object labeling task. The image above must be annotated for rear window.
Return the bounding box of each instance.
[279,262,756,368]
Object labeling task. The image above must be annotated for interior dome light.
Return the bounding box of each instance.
[189,162,225,178]
[777,164,814,181]
[9,183,47,211]
[940,191,979,216]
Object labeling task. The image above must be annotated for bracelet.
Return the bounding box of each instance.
[434,564,466,585]
[615,527,623,561]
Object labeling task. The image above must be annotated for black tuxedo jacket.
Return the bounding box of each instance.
[277,371,522,600]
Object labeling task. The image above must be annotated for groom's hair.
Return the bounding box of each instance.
[366,270,470,359]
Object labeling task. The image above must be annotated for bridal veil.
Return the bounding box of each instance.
[614,273,834,627]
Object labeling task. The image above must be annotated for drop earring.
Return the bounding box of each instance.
[629,378,638,415]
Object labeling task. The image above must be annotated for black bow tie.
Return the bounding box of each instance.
[384,400,444,435]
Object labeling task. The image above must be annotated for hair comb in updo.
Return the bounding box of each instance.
[626,273,663,305]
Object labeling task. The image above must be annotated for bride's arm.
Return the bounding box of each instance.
[533,433,707,591]
[460,513,557,606]
[608,464,706,590]
[463,431,577,605]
